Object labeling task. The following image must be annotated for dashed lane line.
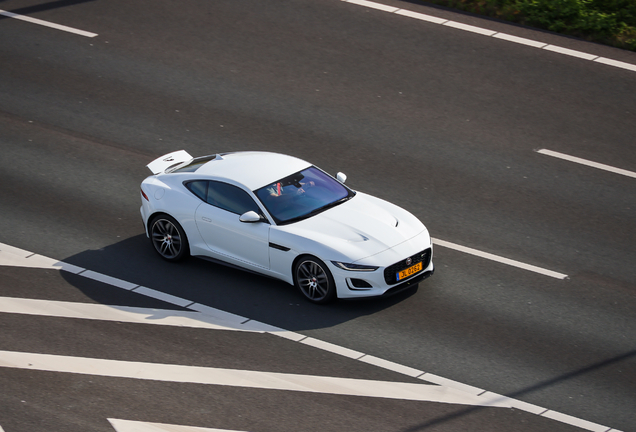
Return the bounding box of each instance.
[341,0,636,74]
[432,238,569,279]
[0,9,97,37]
[537,149,636,179]
[0,243,620,431]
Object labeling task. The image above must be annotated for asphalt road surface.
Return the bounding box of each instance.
[1,1,635,431]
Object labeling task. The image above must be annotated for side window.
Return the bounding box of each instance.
[185,181,208,201]
[207,181,260,215]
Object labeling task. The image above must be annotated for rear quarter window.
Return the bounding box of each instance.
[185,181,208,201]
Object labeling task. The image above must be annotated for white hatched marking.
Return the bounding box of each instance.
[0,296,259,332]
[186,302,250,327]
[109,419,246,432]
[300,337,365,359]
[0,9,97,37]
[418,372,485,395]
[359,355,423,377]
[0,242,617,430]
[541,410,614,432]
[0,350,511,406]
[132,286,194,308]
[79,270,138,290]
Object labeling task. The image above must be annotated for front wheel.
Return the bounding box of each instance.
[149,215,189,262]
[294,256,336,304]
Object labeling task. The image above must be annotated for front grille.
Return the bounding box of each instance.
[384,248,431,285]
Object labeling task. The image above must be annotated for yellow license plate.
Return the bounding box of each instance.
[397,261,422,281]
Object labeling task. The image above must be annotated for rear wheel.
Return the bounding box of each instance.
[149,215,189,261]
[294,256,336,304]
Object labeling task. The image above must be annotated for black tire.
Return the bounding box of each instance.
[293,256,336,304]
[149,214,189,262]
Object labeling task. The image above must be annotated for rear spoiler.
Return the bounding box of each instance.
[147,150,192,174]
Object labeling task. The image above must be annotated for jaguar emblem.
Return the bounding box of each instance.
[405,257,412,266]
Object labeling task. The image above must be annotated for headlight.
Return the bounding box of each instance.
[331,261,378,271]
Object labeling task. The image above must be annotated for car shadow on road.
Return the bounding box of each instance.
[60,234,420,332]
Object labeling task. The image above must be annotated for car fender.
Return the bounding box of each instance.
[141,177,204,251]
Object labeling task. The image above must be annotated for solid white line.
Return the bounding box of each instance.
[0,9,97,37]
[132,286,194,308]
[394,8,447,24]
[359,355,424,377]
[444,20,497,36]
[542,44,598,60]
[346,0,398,12]
[432,238,569,279]
[594,57,636,72]
[0,350,511,406]
[109,419,247,432]
[537,149,636,179]
[186,302,253,328]
[0,296,259,332]
[541,410,614,432]
[80,270,139,291]
[493,33,547,48]
[300,337,365,359]
[340,0,636,74]
[418,372,486,396]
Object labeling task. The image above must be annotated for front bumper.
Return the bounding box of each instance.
[330,230,434,299]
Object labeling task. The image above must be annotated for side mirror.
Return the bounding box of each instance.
[336,172,347,184]
[239,211,263,223]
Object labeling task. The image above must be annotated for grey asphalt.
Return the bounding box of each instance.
[1,0,635,431]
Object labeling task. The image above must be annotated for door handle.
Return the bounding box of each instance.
[202,217,212,222]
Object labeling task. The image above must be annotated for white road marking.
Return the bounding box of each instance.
[300,336,365,359]
[0,242,619,431]
[492,33,547,48]
[340,0,636,74]
[543,44,598,60]
[358,354,424,378]
[346,0,398,13]
[0,9,97,37]
[594,57,636,72]
[394,8,446,24]
[0,296,260,332]
[542,411,617,432]
[79,269,138,291]
[109,419,246,432]
[0,350,511,406]
[432,238,569,279]
[537,149,636,179]
[444,20,496,36]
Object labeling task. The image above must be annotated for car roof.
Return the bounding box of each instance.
[194,151,312,190]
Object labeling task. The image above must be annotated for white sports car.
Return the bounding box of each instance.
[140,151,434,303]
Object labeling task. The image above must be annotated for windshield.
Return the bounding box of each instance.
[255,167,355,225]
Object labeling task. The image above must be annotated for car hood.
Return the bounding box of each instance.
[278,192,427,262]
